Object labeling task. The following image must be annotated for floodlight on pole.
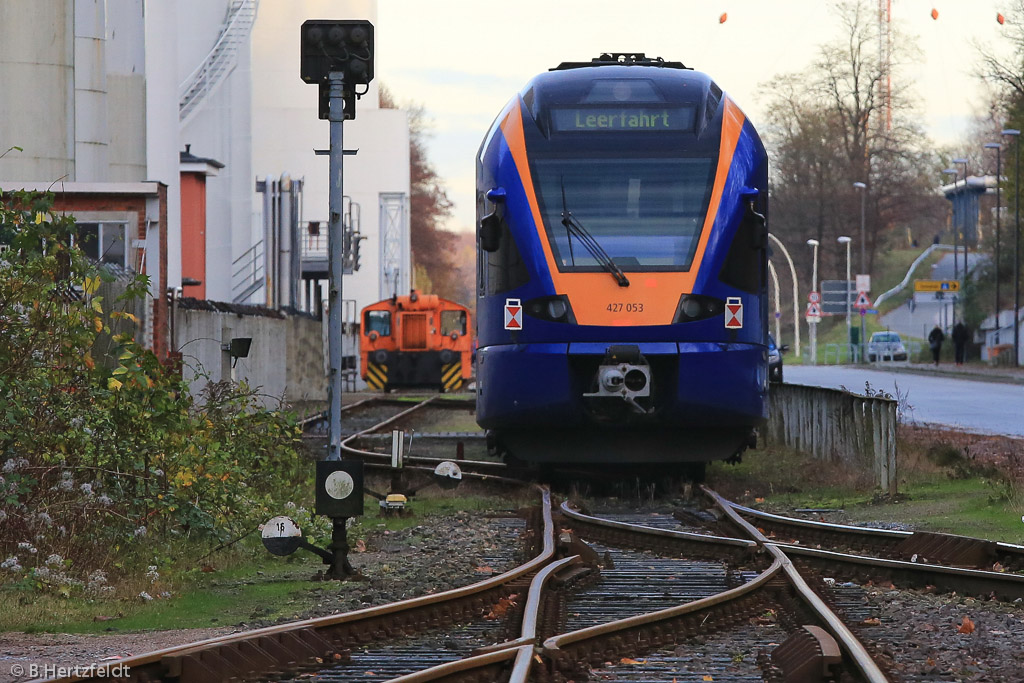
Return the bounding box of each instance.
[985,142,1003,327]
[1003,128,1022,367]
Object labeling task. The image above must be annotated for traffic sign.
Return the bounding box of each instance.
[856,274,871,292]
[820,280,856,315]
[808,291,821,304]
[914,279,960,292]
[774,311,781,319]
[854,291,872,309]
[805,301,822,318]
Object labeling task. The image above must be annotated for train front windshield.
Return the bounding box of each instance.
[532,157,715,272]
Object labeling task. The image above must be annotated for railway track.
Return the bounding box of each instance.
[39,404,1024,683]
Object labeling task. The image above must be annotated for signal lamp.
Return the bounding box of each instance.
[301,19,374,120]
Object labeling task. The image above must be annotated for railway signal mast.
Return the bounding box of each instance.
[300,19,374,578]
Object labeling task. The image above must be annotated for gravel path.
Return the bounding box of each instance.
[0,510,526,683]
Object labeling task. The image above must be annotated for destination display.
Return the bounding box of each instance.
[551,106,695,132]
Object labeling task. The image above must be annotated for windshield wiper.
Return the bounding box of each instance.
[560,181,630,287]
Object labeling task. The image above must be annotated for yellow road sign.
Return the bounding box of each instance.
[914,279,960,293]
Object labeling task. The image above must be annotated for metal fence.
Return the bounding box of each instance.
[818,340,923,365]
[763,383,898,494]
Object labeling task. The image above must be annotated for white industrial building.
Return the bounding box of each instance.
[0,0,410,387]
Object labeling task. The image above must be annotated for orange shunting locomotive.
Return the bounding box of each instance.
[360,290,473,392]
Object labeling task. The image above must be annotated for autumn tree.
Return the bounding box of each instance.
[380,85,473,307]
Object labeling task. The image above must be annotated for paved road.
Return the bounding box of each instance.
[786,365,1024,437]
[879,251,986,340]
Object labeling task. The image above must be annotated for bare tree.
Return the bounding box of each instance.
[763,0,945,288]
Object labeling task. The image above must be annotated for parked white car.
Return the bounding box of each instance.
[867,331,908,362]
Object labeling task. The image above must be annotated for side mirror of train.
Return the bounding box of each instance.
[479,187,507,252]
[479,212,502,252]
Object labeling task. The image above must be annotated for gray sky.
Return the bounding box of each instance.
[377,0,1013,233]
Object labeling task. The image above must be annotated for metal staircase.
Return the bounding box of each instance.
[178,0,259,126]
[232,240,265,303]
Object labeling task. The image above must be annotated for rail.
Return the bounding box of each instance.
[765,383,898,493]
[42,487,555,683]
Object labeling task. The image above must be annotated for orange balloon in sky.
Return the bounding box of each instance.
[998,13,1006,25]
[931,8,939,20]
[719,13,727,24]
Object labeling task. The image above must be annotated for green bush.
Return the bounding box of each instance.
[0,190,305,593]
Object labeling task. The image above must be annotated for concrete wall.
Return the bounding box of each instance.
[174,301,326,407]
[762,383,898,493]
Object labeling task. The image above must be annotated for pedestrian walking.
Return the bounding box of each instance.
[952,321,969,366]
[928,325,945,366]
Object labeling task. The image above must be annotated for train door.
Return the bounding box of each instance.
[401,313,428,350]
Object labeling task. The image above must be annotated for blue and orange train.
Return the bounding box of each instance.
[474,54,769,473]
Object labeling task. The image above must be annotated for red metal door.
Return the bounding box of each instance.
[401,313,428,350]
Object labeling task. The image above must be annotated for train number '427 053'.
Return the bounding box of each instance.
[606,302,645,313]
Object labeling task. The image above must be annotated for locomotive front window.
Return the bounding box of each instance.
[365,310,391,336]
[440,310,467,336]
[532,157,715,272]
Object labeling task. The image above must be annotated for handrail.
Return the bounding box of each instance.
[874,243,954,308]
[178,0,259,124]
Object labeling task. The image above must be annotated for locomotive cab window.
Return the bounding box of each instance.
[441,310,467,337]
[365,310,392,336]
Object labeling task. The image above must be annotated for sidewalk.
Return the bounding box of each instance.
[855,360,1024,385]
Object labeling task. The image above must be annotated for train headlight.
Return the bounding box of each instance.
[673,294,725,323]
[525,295,576,323]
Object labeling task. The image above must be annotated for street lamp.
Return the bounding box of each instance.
[984,142,1002,330]
[952,157,969,282]
[838,235,853,361]
[853,181,867,362]
[807,238,820,365]
[941,167,959,324]
[1003,128,1022,367]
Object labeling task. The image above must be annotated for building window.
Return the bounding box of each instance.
[76,223,128,267]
